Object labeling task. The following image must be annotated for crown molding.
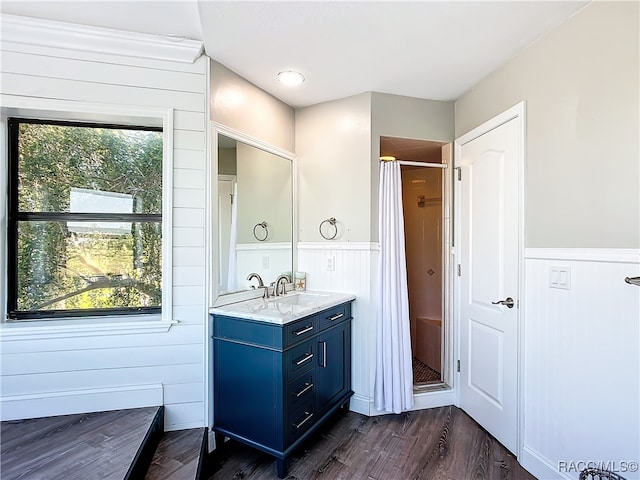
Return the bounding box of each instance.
[1,14,203,64]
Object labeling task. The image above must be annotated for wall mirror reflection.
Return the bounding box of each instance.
[217,132,293,297]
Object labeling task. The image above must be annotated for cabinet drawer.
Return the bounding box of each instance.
[287,371,315,410]
[287,401,315,444]
[318,303,351,331]
[284,318,317,347]
[213,315,280,348]
[286,340,316,378]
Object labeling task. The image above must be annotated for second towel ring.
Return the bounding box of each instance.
[253,221,269,241]
[319,217,338,240]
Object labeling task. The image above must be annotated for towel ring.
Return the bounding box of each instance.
[319,217,338,240]
[253,221,268,242]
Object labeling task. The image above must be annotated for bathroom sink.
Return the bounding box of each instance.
[210,290,355,324]
[269,292,330,306]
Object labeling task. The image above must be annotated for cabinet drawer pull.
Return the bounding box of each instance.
[293,325,314,336]
[293,412,314,429]
[327,312,344,321]
[319,341,327,368]
[295,353,314,366]
[295,382,314,398]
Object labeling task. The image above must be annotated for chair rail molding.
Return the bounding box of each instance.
[525,248,640,263]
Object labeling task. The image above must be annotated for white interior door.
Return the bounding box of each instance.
[456,105,523,454]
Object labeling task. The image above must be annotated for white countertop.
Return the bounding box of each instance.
[208,291,356,325]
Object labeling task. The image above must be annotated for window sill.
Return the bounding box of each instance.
[0,315,177,341]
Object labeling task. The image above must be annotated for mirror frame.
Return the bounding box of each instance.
[208,122,297,307]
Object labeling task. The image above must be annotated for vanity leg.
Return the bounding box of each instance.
[276,457,289,478]
[213,432,226,451]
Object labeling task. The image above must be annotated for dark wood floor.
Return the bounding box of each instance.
[208,406,535,480]
[145,428,206,480]
[0,407,161,480]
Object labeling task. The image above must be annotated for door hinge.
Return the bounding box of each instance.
[456,167,461,181]
[457,360,461,372]
[457,264,461,277]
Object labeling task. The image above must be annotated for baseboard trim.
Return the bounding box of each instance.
[410,388,456,412]
[520,445,570,480]
[349,393,371,416]
[365,388,456,417]
[525,248,640,263]
[0,383,164,421]
[166,420,207,431]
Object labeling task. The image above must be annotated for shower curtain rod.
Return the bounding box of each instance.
[380,159,448,169]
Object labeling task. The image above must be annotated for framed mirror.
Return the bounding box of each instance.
[212,124,295,304]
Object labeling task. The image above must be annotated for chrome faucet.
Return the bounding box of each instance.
[273,274,291,297]
[247,272,270,298]
[246,272,264,288]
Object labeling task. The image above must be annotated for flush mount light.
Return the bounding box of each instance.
[277,70,305,87]
[380,156,396,161]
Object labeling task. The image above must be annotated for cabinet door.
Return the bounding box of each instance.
[316,322,351,415]
[214,339,282,449]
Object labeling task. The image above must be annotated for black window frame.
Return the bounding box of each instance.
[7,117,164,320]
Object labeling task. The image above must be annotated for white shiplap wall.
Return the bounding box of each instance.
[0,17,208,430]
[520,249,640,480]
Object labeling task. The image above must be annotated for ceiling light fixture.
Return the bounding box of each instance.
[277,70,305,87]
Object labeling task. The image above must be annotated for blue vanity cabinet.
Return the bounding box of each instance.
[212,301,353,479]
[316,319,351,415]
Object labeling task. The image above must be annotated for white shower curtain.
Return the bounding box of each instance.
[227,183,238,291]
[374,161,414,414]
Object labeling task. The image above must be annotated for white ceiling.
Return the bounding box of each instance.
[1,0,588,108]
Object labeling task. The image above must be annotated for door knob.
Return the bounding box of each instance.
[491,297,515,308]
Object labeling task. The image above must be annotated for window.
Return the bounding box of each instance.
[8,118,163,320]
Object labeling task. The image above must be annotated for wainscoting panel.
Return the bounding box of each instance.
[298,242,377,414]
[234,243,291,289]
[521,249,639,480]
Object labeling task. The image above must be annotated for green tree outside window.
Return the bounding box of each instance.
[8,119,163,319]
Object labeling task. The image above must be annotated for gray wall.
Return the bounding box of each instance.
[236,142,292,244]
[295,92,455,243]
[455,1,639,248]
[210,60,295,153]
[296,93,373,242]
[218,147,236,175]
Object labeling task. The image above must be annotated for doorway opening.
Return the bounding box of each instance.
[380,136,451,391]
